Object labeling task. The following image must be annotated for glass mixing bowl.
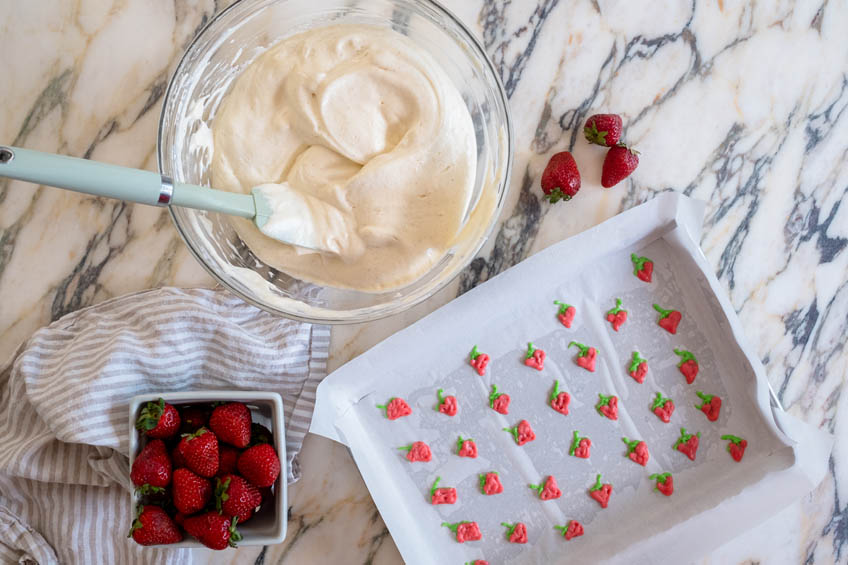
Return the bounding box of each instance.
[158,0,513,323]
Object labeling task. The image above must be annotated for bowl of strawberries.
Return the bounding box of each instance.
[128,391,287,549]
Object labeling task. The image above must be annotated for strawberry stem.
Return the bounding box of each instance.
[228,516,242,546]
[606,298,625,315]
[470,345,480,360]
[135,398,165,431]
[673,348,697,366]
[527,482,543,495]
[568,341,589,356]
[590,473,605,491]
[694,391,714,409]
[525,342,535,359]
[569,430,585,456]
[653,303,673,318]
[630,253,651,274]
[652,392,671,410]
[629,351,646,373]
[488,385,502,407]
[673,427,700,448]
[430,476,443,497]
[397,444,413,452]
[621,437,641,453]
[649,472,671,482]
[550,380,560,401]
[554,300,572,314]
[503,425,519,443]
[456,435,473,453]
[721,434,744,445]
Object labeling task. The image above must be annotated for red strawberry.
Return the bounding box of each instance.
[696,391,722,421]
[479,471,504,495]
[457,436,478,458]
[469,345,490,376]
[173,511,187,527]
[595,393,618,420]
[442,521,482,543]
[569,341,597,372]
[605,298,627,331]
[674,428,700,461]
[436,388,457,416]
[172,468,212,515]
[524,342,545,370]
[172,443,187,469]
[504,420,535,446]
[601,144,639,188]
[429,476,457,505]
[588,473,613,508]
[722,435,747,462]
[183,511,242,550]
[555,520,583,540]
[135,398,180,439]
[131,439,172,490]
[652,392,674,423]
[529,475,561,500]
[569,431,591,458]
[376,397,412,420]
[128,504,182,546]
[179,406,208,434]
[502,522,528,544]
[209,402,252,448]
[217,445,240,476]
[653,304,682,334]
[584,113,622,147]
[549,381,570,415]
[631,253,654,282]
[554,300,576,327]
[650,472,674,496]
[540,151,581,203]
[489,385,510,414]
[238,444,281,486]
[622,437,650,466]
[179,428,219,478]
[674,348,699,383]
[629,351,648,383]
[216,473,262,523]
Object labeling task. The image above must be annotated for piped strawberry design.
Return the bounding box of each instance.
[569,430,591,458]
[652,392,675,423]
[653,304,682,334]
[479,471,503,495]
[376,397,411,420]
[523,342,545,370]
[674,428,700,461]
[649,472,674,496]
[549,381,570,415]
[469,345,490,376]
[568,341,597,372]
[605,298,627,331]
[674,348,699,383]
[629,351,648,383]
[501,522,528,544]
[588,473,613,508]
[503,420,535,446]
[398,441,431,462]
[430,476,457,505]
[595,393,618,420]
[631,253,654,282]
[489,385,510,415]
[528,475,561,500]
[441,521,482,543]
[456,436,478,458]
[554,520,584,540]
[554,300,576,327]
[721,434,747,462]
[622,437,649,466]
[436,388,457,416]
[465,561,489,565]
[695,391,722,421]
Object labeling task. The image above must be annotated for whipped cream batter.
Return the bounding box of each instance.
[212,25,477,291]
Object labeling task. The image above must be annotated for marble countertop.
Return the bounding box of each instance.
[2,1,846,563]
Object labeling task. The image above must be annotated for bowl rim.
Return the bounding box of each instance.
[158,0,514,324]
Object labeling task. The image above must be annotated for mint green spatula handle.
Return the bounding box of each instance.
[0,145,255,218]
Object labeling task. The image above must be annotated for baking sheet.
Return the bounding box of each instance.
[311,193,832,564]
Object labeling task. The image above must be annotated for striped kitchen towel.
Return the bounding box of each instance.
[0,287,330,564]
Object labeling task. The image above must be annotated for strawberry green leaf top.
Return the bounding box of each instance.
[695,391,715,409]
[721,434,745,445]
[569,430,590,456]
[674,348,697,366]
[653,304,676,318]
[568,341,590,357]
[524,342,537,359]
[621,437,642,454]
[630,351,647,373]
[673,427,700,448]
[554,300,572,314]
[430,476,448,497]
[652,392,672,410]
[607,298,626,315]
[589,473,610,492]
[469,345,482,360]
[649,472,672,482]
[631,253,652,275]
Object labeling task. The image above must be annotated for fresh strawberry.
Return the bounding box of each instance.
[629,351,648,383]
[653,303,682,334]
[479,471,503,495]
[489,385,510,414]
[674,348,699,383]
[652,392,674,423]
[503,420,535,446]
[128,504,182,546]
[456,436,478,458]
[501,522,528,544]
[217,445,240,476]
[179,428,219,478]
[179,406,208,434]
[216,473,262,523]
[601,144,639,188]
[398,441,432,463]
[695,391,722,421]
[568,341,597,372]
[555,520,584,540]
[605,298,627,331]
[135,398,180,439]
[172,468,212,515]
[183,511,242,550]
[650,472,674,496]
[441,521,482,543]
[469,345,490,376]
[554,300,576,327]
[523,342,545,370]
[584,113,622,146]
[569,430,591,458]
[631,253,654,282]
[721,434,747,462]
[209,402,251,448]
[238,444,281,486]
[130,439,172,491]
[674,428,700,461]
[622,437,650,466]
[429,476,457,505]
[595,393,618,420]
[528,475,561,500]
[540,151,581,203]
[376,397,412,420]
[588,473,613,508]
[549,381,570,415]
[436,388,457,416]
[171,443,187,469]
[249,423,273,446]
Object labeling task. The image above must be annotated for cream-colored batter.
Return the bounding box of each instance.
[212,25,477,291]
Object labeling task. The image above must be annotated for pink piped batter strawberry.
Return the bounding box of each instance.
[465,561,488,565]
[555,520,583,540]
[588,473,613,508]
[479,471,503,495]
[605,298,627,331]
[629,351,648,383]
[456,436,478,458]
[436,388,457,416]
[695,391,722,421]
[569,430,591,458]
[549,381,570,415]
[489,385,510,415]
[674,348,699,383]
[653,303,682,334]
[429,476,457,505]
[503,420,535,446]
[595,393,618,420]
[568,341,597,372]
[469,345,490,376]
[631,253,654,282]
[721,434,747,462]
[622,437,649,466]
[398,441,431,462]
[674,428,700,461]
[441,521,481,543]
[528,475,561,500]
[524,342,545,370]
[554,300,576,327]
[376,397,411,420]
[652,392,674,423]
[501,522,528,544]
[650,472,674,496]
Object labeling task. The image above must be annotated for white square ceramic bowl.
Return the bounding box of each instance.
[128,391,287,548]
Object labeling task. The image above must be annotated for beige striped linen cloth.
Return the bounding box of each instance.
[0,287,330,564]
